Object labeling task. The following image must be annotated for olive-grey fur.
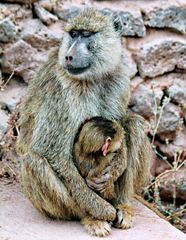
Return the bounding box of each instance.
[17,8,151,237]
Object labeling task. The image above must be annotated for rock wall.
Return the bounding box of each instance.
[0,0,186,201]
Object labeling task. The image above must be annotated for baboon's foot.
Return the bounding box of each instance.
[113,204,134,229]
[81,216,111,237]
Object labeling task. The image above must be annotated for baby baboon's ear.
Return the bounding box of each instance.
[112,14,123,36]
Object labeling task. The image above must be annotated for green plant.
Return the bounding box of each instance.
[144,86,186,232]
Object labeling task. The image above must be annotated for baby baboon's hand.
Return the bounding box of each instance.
[99,184,116,200]
[86,166,112,191]
[86,174,111,192]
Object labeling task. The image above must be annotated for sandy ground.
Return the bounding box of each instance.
[0,182,185,240]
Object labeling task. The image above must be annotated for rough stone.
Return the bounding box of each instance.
[118,10,146,37]
[1,40,47,82]
[131,84,163,119]
[157,129,186,161]
[145,73,186,91]
[130,76,144,93]
[168,85,186,107]
[156,103,181,141]
[101,8,146,37]
[160,169,186,202]
[143,6,186,34]
[34,3,58,26]
[21,19,62,49]
[0,3,32,23]
[136,40,186,78]
[38,0,56,12]
[54,5,81,21]
[155,158,171,176]
[0,183,185,240]
[0,78,27,112]
[0,18,17,43]
[0,109,8,138]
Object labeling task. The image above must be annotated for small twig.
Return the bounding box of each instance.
[177,159,186,170]
[4,161,17,176]
[154,147,172,168]
[173,169,176,207]
[152,97,170,145]
[145,158,186,190]
[15,123,20,136]
[0,71,14,91]
[166,208,186,220]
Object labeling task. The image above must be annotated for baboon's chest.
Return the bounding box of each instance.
[65,85,123,126]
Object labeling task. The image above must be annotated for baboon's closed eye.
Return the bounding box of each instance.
[69,29,97,38]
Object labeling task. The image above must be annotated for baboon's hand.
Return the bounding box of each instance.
[113,204,134,229]
[86,167,111,191]
[99,185,116,200]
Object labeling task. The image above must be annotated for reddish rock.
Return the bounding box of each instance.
[21,19,62,49]
[155,158,171,176]
[157,129,186,161]
[0,78,27,112]
[1,40,47,82]
[130,84,163,119]
[38,0,56,12]
[136,40,186,78]
[156,103,181,141]
[160,169,186,202]
[34,3,58,26]
[143,6,186,34]
[168,85,186,107]
[0,3,32,23]
[130,76,144,93]
[145,73,186,91]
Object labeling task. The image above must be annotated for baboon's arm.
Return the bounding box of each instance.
[30,106,116,221]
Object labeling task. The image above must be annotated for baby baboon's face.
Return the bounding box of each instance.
[58,8,122,80]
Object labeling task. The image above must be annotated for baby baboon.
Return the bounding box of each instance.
[73,117,127,200]
[17,8,151,237]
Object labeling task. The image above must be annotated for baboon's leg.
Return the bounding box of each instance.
[21,153,113,236]
[113,112,150,229]
[21,153,85,220]
[81,216,111,237]
[113,170,134,229]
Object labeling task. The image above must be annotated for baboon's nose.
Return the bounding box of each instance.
[65,56,73,65]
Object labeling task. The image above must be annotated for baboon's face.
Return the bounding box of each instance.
[61,29,97,75]
[58,9,122,80]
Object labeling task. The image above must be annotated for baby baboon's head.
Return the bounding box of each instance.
[58,8,123,81]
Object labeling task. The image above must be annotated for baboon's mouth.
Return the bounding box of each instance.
[67,66,90,75]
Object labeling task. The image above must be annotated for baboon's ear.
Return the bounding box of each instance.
[112,15,123,36]
[101,10,123,36]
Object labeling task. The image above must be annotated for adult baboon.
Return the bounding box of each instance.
[17,8,150,237]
